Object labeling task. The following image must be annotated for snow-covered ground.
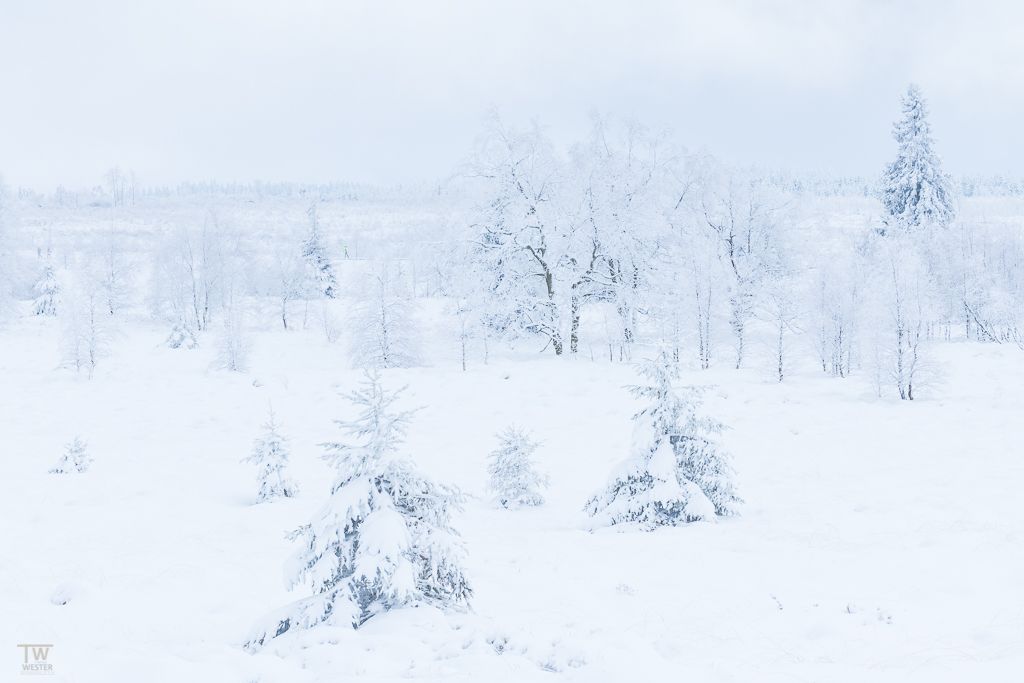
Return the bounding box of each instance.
[3,315,1023,682]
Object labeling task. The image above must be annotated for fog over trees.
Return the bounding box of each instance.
[3,85,1019,399]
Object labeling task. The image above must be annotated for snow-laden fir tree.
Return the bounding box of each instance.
[585,351,742,528]
[301,202,337,299]
[33,261,59,316]
[243,407,298,503]
[50,436,92,474]
[881,84,955,230]
[244,371,470,650]
[487,426,549,508]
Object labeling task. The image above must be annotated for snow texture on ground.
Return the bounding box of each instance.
[2,315,1023,681]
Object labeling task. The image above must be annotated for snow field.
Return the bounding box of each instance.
[2,315,1023,681]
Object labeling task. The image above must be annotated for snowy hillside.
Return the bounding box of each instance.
[6,1,1024,680]
[3,313,1022,682]
[3,84,1024,683]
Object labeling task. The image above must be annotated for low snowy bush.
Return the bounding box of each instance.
[50,436,92,474]
[166,320,198,349]
[245,370,471,651]
[486,426,548,508]
[243,407,298,503]
[585,351,742,528]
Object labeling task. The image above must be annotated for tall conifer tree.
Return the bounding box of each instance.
[881,84,955,229]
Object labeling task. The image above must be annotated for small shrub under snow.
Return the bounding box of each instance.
[50,436,92,474]
[166,321,198,349]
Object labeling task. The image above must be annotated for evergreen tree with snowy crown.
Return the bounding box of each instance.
[585,351,741,528]
[33,261,59,316]
[301,202,338,299]
[244,371,470,650]
[881,84,955,230]
[487,426,549,508]
[243,407,298,503]
[50,436,92,474]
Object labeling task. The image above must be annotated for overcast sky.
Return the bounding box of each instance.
[1,0,1021,190]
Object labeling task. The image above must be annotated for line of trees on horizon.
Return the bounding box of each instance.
[0,85,1022,400]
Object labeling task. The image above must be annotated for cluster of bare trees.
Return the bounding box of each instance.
[452,112,798,377]
[4,89,1024,402]
[441,90,1019,399]
[104,167,142,207]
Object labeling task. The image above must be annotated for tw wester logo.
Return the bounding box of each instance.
[17,644,54,676]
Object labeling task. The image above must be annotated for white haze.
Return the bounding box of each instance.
[1,0,1023,190]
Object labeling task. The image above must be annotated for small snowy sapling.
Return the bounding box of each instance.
[585,351,742,528]
[487,426,549,508]
[50,436,92,474]
[244,370,471,650]
[243,407,298,503]
[33,262,59,316]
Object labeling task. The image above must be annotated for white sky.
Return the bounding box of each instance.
[1,0,1022,190]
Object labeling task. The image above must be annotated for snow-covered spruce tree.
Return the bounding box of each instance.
[585,351,741,528]
[487,426,549,508]
[50,436,92,474]
[301,202,337,299]
[244,371,470,650]
[881,84,955,230]
[349,259,419,369]
[243,407,298,503]
[33,261,59,316]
